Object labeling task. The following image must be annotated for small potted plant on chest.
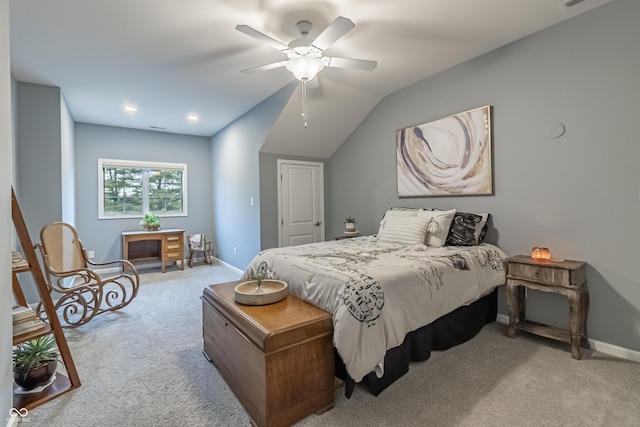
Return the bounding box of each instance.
[140,213,161,231]
[13,335,59,391]
[344,216,357,233]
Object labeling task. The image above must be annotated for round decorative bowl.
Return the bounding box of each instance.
[234,280,289,306]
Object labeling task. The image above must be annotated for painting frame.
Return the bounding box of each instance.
[396,105,493,198]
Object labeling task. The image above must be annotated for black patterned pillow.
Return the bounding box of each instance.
[445,212,490,246]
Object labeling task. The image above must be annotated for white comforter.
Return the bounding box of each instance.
[242,236,507,382]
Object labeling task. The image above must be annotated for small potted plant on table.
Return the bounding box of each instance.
[140,213,161,231]
[344,216,357,233]
[13,335,59,392]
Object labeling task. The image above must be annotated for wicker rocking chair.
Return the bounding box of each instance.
[36,222,140,328]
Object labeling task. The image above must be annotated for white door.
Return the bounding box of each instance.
[278,160,324,247]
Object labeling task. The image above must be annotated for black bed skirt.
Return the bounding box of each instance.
[335,288,498,397]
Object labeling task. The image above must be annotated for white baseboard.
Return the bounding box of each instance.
[212,257,244,275]
[91,257,243,276]
[589,339,640,363]
[96,266,124,275]
[495,314,640,363]
[496,313,509,324]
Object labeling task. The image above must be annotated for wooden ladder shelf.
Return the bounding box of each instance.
[11,187,81,410]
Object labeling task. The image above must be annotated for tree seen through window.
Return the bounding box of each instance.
[99,159,187,218]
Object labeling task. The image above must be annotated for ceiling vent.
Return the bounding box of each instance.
[562,0,589,8]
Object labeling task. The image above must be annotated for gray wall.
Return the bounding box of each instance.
[1,0,13,417]
[211,83,296,270]
[16,83,64,246]
[74,123,213,263]
[326,0,640,352]
[11,76,17,188]
[61,94,75,225]
[258,152,327,250]
[15,82,69,301]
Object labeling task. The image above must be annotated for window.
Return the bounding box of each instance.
[98,159,187,219]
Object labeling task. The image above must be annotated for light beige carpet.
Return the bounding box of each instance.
[28,262,640,426]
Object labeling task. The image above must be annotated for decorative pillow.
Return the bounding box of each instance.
[377,215,429,245]
[377,209,419,236]
[416,209,457,247]
[445,212,490,246]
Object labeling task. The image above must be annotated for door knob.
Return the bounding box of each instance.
[314,221,322,226]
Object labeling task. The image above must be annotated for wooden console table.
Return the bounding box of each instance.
[121,229,184,273]
[505,255,589,359]
[202,280,335,427]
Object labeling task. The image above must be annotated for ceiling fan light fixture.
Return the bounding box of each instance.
[285,56,324,81]
[236,16,375,128]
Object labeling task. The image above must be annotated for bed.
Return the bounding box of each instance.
[242,208,507,397]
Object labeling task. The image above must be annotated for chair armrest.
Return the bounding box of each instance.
[49,266,97,278]
[87,258,139,282]
[87,258,130,268]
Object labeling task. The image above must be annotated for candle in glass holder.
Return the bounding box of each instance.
[531,247,551,261]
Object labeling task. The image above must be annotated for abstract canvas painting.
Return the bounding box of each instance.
[396,105,493,197]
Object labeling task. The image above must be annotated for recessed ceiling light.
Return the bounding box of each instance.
[124,104,137,113]
[187,114,199,122]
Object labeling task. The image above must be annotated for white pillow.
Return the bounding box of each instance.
[416,209,457,247]
[377,215,429,245]
[377,209,418,236]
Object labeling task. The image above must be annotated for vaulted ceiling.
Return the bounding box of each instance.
[10,0,611,158]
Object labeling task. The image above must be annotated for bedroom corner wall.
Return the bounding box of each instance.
[14,82,64,303]
[211,82,296,271]
[60,93,75,225]
[1,0,13,420]
[15,83,63,233]
[326,0,640,353]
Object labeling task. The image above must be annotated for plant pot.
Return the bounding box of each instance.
[14,359,57,391]
[345,223,356,232]
[143,224,160,231]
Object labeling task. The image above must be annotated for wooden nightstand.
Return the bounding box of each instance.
[505,255,590,359]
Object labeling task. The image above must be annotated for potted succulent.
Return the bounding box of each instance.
[140,213,161,231]
[344,216,357,233]
[250,270,266,293]
[13,335,59,391]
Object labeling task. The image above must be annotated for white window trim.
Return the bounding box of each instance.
[98,158,188,220]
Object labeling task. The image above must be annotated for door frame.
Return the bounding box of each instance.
[277,159,325,247]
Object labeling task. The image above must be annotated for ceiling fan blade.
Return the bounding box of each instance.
[236,25,290,52]
[240,60,288,74]
[310,16,355,51]
[325,57,377,71]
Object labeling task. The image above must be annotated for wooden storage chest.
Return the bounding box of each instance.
[202,281,335,427]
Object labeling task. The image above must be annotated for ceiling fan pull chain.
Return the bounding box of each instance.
[302,79,308,128]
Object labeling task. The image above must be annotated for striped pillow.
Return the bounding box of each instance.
[377,209,418,236]
[377,215,429,245]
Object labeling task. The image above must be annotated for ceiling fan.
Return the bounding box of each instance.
[236,16,377,127]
